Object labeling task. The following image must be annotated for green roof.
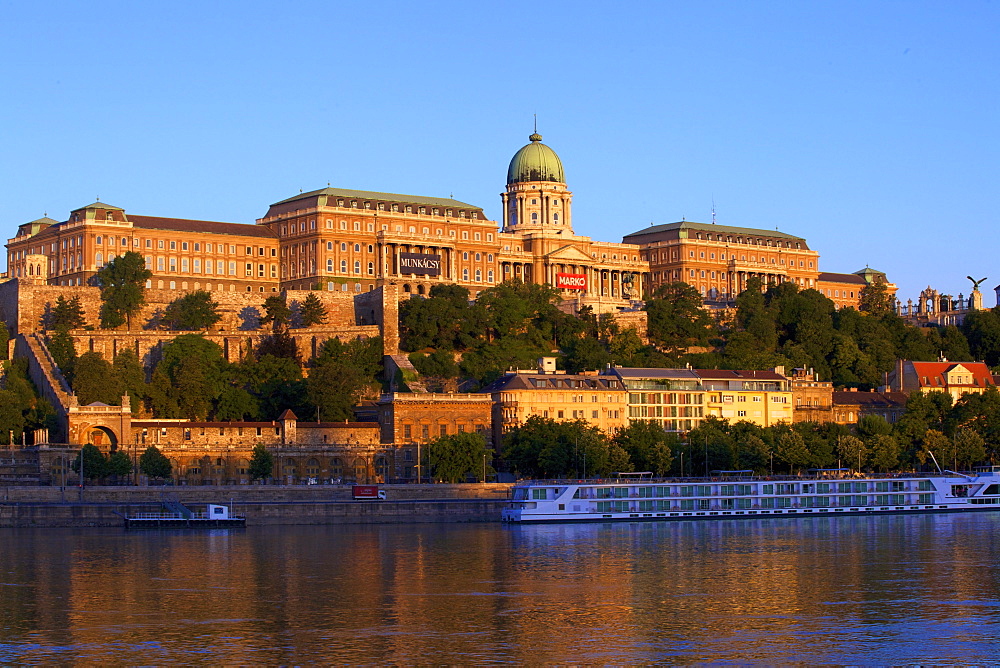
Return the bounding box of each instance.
[623,221,807,243]
[272,187,482,210]
[507,133,565,185]
[72,201,124,211]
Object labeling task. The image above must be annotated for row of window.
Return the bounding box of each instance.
[280,218,488,238]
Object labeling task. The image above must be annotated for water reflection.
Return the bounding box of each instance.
[2,514,1000,663]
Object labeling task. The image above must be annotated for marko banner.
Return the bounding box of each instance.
[556,272,587,290]
[399,252,442,276]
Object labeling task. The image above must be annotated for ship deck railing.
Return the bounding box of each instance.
[512,470,987,486]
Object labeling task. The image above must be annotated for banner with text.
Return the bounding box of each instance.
[399,253,442,276]
[556,273,587,290]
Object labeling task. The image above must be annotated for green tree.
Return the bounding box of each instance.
[139,445,173,480]
[858,278,895,316]
[0,321,8,361]
[248,443,273,481]
[113,350,146,408]
[962,308,1000,367]
[71,444,108,481]
[836,435,867,472]
[919,429,950,470]
[298,292,328,327]
[150,335,227,419]
[427,431,493,483]
[162,290,222,330]
[954,429,987,469]
[48,327,77,380]
[775,429,811,473]
[107,449,133,480]
[72,352,120,405]
[613,421,676,475]
[868,434,900,472]
[399,284,482,352]
[51,294,87,329]
[503,417,614,479]
[96,251,152,329]
[645,282,713,355]
[260,295,292,331]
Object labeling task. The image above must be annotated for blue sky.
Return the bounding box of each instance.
[2,0,998,304]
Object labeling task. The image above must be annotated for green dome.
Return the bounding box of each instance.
[507,133,565,185]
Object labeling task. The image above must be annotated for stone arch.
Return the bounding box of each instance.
[85,425,119,452]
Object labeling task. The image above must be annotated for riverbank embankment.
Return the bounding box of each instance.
[0,483,513,528]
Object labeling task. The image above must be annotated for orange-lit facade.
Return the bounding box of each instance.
[623,222,820,301]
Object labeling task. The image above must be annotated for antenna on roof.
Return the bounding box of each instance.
[534,113,537,134]
[712,196,716,224]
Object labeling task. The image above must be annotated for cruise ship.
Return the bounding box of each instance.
[501,468,1000,523]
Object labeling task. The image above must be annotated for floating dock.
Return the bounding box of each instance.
[124,502,245,529]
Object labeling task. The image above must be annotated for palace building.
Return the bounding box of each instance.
[7,132,648,311]
[623,221,820,301]
[7,130,887,312]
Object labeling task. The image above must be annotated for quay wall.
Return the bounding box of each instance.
[0,483,512,528]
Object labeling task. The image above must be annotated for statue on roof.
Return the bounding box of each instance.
[967,276,988,292]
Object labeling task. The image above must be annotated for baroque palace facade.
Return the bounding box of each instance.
[7,130,887,311]
[6,132,648,312]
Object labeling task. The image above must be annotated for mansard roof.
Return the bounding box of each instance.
[623,221,809,248]
[265,187,485,218]
[129,215,277,239]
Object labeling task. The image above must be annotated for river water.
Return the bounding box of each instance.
[2,513,1000,664]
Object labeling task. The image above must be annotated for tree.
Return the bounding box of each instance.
[858,278,894,316]
[150,335,228,419]
[962,308,1000,367]
[72,352,120,405]
[107,450,133,481]
[502,416,615,478]
[645,282,713,355]
[162,290,222,330]
[113,350,146,409]
[869,434,901,472]
[427,432,494,483]
[260,295,292,331]
[613,421,676,475]
[0,321,8,361]
[96,251,152,329]
[306,337,382,421]
[48,327,77,380]
[139,446,173,480]
[954,429,987,470]
[919,429,951,470]
[298,293,327,327]
[71,443,108,481]
[51,295,87,330]
[256,328,299,361]
[775,429,811,473]
[836,435,867,472]
[248,443,273,481]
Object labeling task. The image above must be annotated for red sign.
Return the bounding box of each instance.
[556,273,587,290]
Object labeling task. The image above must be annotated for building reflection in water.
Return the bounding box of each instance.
[3,514,1000,664]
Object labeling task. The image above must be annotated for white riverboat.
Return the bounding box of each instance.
[501,467,1000,523]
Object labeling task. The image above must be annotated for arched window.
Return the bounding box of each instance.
[95,252,103,266]
[354,261,361,274]
[340,260,347,272]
